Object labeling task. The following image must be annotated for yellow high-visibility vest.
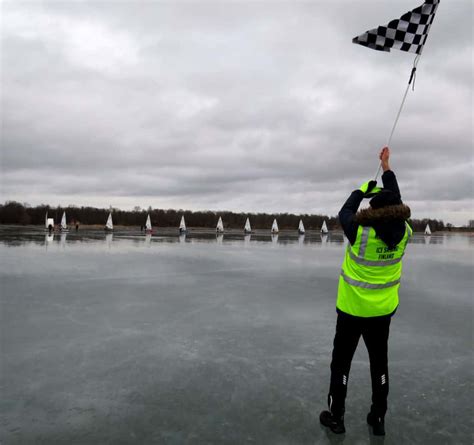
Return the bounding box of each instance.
[337,222,412,317]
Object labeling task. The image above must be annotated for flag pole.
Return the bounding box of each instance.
[374,54,421,180]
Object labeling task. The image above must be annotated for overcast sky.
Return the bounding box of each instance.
[1,0,472,224]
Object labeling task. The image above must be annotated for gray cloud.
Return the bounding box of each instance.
[1,0,472,224]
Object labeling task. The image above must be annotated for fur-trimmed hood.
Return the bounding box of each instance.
[355,204,411,226]
[355,204,411,249]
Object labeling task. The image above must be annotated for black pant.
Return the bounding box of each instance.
[328,310,392,418]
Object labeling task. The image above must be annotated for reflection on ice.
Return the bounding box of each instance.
[105,232,113,248]
[45,232,54,244]
[3,227,471,249]
[410,234,446,245]
[60,232,67,248]
[327,233,345,243]
[144,233,152,247]
[428,235,444,244]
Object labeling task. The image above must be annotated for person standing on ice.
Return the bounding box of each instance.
[320,147,412,436]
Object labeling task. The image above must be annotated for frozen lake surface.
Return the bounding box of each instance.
[1,228,472,444]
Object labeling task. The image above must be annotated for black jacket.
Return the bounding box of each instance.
[338,171,409,248]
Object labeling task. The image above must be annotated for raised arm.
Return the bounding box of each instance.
[379,147,401,198]
[338,190,364,245]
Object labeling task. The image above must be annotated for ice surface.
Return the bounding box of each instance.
[1,228,472,444]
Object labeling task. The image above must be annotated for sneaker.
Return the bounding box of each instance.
[367,411,385,436]
[319,410,346,434]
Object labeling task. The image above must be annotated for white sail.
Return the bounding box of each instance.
[45,212,48,229]
[216,216,224,233]
[298,219,305,234]
[105,212,113,230]
[60,211,68,230]
[321,220,328,234]
[145,214,152,231]
[244,217,251,233]
[46,217,55,229]
[179,216,186,231]
[424,224,432,235]
[271,219,279,233]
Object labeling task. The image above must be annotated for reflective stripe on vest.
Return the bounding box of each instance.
[340,269,401,289]
[358,227,370,257]
[348,248,403,266]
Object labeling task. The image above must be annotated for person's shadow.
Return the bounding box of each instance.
[319,423,346,444]
[367,424,386,445]
[319,424,386,445]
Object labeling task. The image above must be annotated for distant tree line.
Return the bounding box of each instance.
[0,201,338,230]
[410,218,445,233]
[0,201,451,232]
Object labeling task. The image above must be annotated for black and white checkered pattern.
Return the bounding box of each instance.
[353,0,440,55]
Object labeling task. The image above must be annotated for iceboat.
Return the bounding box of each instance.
[179,216,187,233]
[105,212,113,231]
[216,216,224,233]
[298,219,305,235]
[271,219,279,234]
[321,220,329,234]
[60,211,69,232]
[145,214,152,234]
[45,212,55,231]
[244,217,251,234]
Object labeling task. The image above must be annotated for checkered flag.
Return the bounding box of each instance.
[353,0,440,55]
